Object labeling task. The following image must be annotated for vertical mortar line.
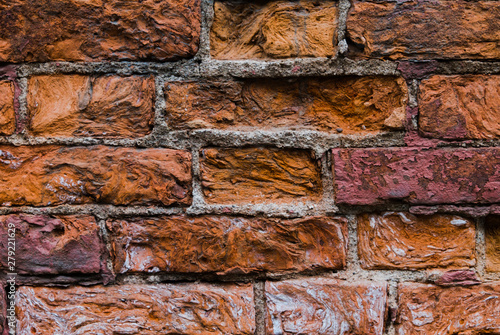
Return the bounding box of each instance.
[96,214,116,285]
[344,214,362,275]
[16,76,29,137]
[197,0,215,62]
[475,216,486,279]
[253,281,266,335]
[408,79,419,109]
[153,75,169,135]
[337,0,351,55]
[321,149,337,211]
[190,145,206,211]
[385,281,399,335]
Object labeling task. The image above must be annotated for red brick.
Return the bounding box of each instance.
[486,215,500,272]
[27,75,155,138]
[333,148,500,205]
[347,0,500,60]
[0,286,6,335]
[201,147,322,204]
[0,215,105,275]
[266,278,387,334]
[419,75,500,140]
[0,0,201,62]
[0,81,15,136]
[397,282,500,334]
[107,215,348,274]
[0,146,192,206]
[164,77,407,132]
[211,0,338,59]
[16,283,255,334]
[358,212,476,270]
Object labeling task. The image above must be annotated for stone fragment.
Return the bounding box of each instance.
[358,212,476,269]
[347,0,500,59]
[419,75,500,140]
[0,0,201,62]
[164,76,407,132]
[397,282,500,334]
[0,146,192,206]
[0,81,15,135]
[16,284,255,334]
[333,148,500,205]
[107,215,348,274]
[200,147,322,204]
[27,75,155,138]
[486,215,500,272]
[211,0,338,59]
[265,278,387,334]
[433,270,481,286]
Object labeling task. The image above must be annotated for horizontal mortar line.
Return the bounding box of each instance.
[0,205,186,217]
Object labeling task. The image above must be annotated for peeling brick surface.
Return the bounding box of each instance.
[0,81,15,136]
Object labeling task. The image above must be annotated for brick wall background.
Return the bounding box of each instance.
[0,0,499,334]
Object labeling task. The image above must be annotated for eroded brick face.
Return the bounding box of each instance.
[0,81,15,136]
[0,0,201,62]
[0,146,192,206]
[200,147,322,204]
[164,76,407,132]
[265,278,387,335]
[107,215,348,274]
[419,75,500,140]
[397,283,500,334]
[16,284,255,335]
[486,216,500,272]
[347,0,500,60]
[358,212,476,270]
[27,75,155,138]
[211,0,338,59]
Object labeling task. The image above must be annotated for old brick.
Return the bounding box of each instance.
[107,215,348,274]
[164,76,407,132]
[397,283,500,334]
[211,0,338,59]
[486,215,500,272]
[333,148,500,205]
[0,215,105,276]
[0,286,5,335]
[358,212,476,270]
[347,0,500,59]
[0,146,191,206]
[0,81,15,136]
[0,0,201,62]
[266,278,387,334]
[419,75,500,140]
[16,284,255,334]
[201,147,322,204]
[27,75,155,138]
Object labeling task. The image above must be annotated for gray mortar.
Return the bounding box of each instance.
[253,281,266,335]
[337,0,351,55]
[408,79,419,109]
[195,0,214,61]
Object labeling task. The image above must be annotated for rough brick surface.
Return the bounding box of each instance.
[419,75,500,140]
[211,0,338,59]
[397,283,500,334]
[486,215,500,272]
[265,278,387,335]
[0,0,201,62]
[201,147,322,204]
[27,75,155,138]
[358,212,476,269]
[107,215,348,274]
[0,146,192,206]
[164,76,407,132]
[0,81,15,136]
[333,148,500,205]
[0,215,105,275]
[347,0,500,60]
[16,284,255,335]
[0,286,5,335]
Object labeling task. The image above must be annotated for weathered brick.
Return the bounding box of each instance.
[164,76,407,132]
[211,0,338,59]
[107,215,348,274]
[266,278,387,334]
[358,212,475,270]
[347,0,500,60]
[0,146,192,206]
[0,0,201,62]
[0,215,105,276]
[0,286,6,335]
[0,81,15,136]
[397,283,500,334]
[486,215,500,272]
[16,284,255,335]
[201,147,322,204]
[419,75,500,140]
[333,148,500,205]
[27,75,155,138]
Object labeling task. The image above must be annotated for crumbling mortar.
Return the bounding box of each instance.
[253,281,266,335]
[337,0,351,55]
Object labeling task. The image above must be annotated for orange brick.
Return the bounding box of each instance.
[486,215,500,272]
[0,81,15,135]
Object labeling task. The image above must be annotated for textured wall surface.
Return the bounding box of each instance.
[0,0,499,334]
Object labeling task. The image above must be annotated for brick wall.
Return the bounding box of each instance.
[0,0,499,334]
